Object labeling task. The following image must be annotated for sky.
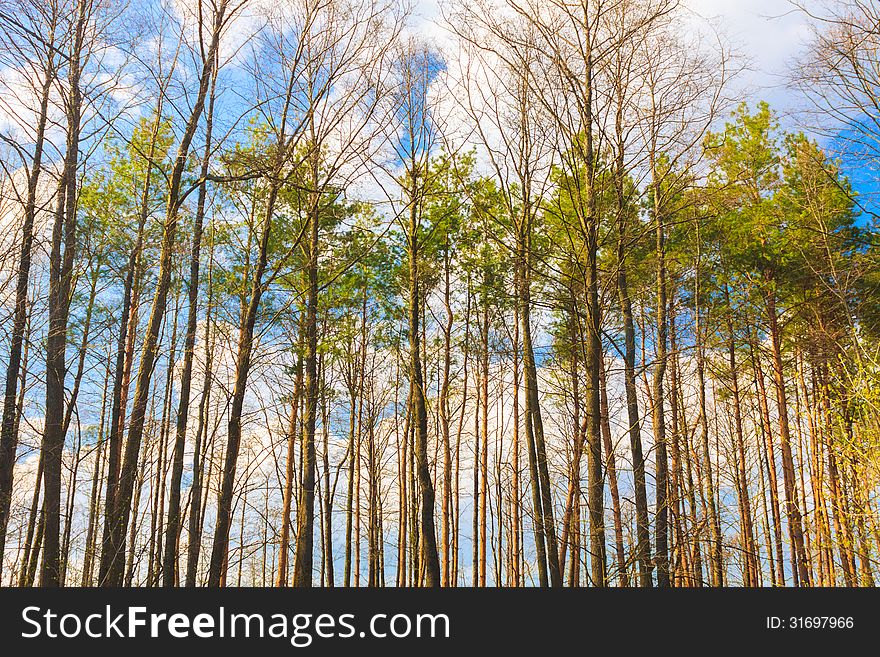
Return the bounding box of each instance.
[685,0,814,114]
[412,0,814,117]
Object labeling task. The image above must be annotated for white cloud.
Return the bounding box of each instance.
[684,0,813,117]
[413,0,814,118]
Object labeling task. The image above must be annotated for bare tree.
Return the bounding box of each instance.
[0,0,62,578]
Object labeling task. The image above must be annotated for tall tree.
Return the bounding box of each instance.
[0,0,60,575]
[103,0,235,587]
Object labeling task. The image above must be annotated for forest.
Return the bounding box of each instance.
[0,0,879,588]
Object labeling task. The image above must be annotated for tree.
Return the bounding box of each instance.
[0,0,61,578]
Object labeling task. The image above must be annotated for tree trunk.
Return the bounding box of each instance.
[185,248,216,586]
[765,284,810,586]
[652,179,670,588]
[407,191,441,588]
[163,65,218,586]
[0,42,56,573]
[599,356,627,587]
[293,155,322,588]
[277,331,303,586]
[41,1,86,583]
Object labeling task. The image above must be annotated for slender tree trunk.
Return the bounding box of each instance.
[82,345,111,586]
[479,294,489,587]
[652,176,670,588]
[611,45,651,587]
[751,330,786,586]
[722,285,758,586]
[585,251,606,587]
[519,224,561,587]
[440,240,453,587]
[557,318,583,581]
[97,153,152,585]
[18,452,42,587]
[278,331,304,586]
[765,284,809,586]
[472,346,480,586]
[599,356,627,587]
[41,1,87,584]
[0,40,56,572]
[293,152,322,588]
[519,250,549,587]
[695,305,723,587]
[406,188,440,588]
[163,65,218,587]
[185,247,216,586]
[510,278,521,588]
[617,241,651,587]
[320,353,334,587]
